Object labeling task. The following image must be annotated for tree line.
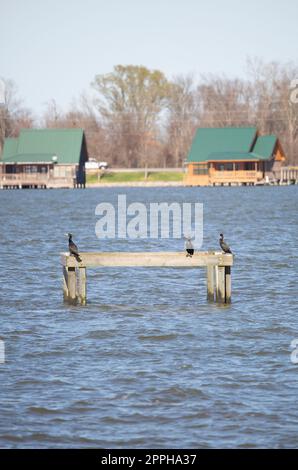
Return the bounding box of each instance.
[1,58,298,166]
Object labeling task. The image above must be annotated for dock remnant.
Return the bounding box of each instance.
[60,251,233,306]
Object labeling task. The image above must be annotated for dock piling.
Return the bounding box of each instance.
[62,266,69,301]
[207,265,215,301]
[67,267,77,304]
[78,267,87,305]
[225,266,232,304]
[216,266,226,303]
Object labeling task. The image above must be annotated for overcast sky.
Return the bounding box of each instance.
[1,0,297,115]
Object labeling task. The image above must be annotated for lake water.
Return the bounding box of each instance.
[0,186,297,448]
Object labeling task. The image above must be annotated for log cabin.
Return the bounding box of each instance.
[184,127,286,186]
[0,128,88,188]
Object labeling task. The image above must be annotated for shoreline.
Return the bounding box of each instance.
[1,182,296,190]
[86,181,185,188]
[85,181,296,188]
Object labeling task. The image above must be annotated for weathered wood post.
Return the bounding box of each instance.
[78,267,87,305]
[213,264,232,304]
[62,260,87,305]
[206,265,215,301]
[206,253,233,304]
[62,266,69,301]
[225,266,232,304]
[67,267,77,304]
[216,265,226,303]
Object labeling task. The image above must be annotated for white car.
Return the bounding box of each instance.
[98,162,109,170]
[85,160,99,170]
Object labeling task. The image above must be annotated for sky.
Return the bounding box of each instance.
[1,0,298,116]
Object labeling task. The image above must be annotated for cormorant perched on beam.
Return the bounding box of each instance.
[185,237,194,257]
[65,233,81,262]
[219,233,232,254]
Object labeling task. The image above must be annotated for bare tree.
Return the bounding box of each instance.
[197,75,252,128]
[247,58,298,164]
[43,99,63,128]
[165,74,199,167]
[0,78,33,153]
[280,71,298,165]
[42,95,109,162]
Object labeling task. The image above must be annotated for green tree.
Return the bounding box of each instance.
[92,65,171,167]
[166,75,199,167]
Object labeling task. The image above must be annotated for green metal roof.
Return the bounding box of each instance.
[3,153,55,163]
[207,152,260,161]
[2,138,18,160]
[187,127,277,163]
[253,135,277,159]
[187,127,257,163]
[1,128,84,164]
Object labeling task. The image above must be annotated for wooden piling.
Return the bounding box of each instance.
[67,267,77,304]
[78,267,87,305]
[216,266,226,303]
[207,265,215,301]
[225,266,232,304]
[62,266,69,301]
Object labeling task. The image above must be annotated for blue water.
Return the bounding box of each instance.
[0,186,297,448]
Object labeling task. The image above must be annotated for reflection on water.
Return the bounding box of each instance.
[0,186,297,448]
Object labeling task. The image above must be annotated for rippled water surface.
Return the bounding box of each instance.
[0,186,297,448]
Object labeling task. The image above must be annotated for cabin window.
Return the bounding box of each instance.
[5,164,16,174]
[244,162,254,171]
[225,163,233,171]
[215,163,234,171]
[235,163,241,171]
[216,164,225,171]
[23,165,38,173]
[193,164,208,175]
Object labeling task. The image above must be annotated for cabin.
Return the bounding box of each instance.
[0,128,89,189]
[184,127,286,186]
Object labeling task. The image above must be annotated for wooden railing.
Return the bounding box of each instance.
[1,173,50,181]
[211,170,262,182]
[280,167,298,182]
[0,173,74,187]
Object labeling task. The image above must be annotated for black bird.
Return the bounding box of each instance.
[65,233,81,262]
[219,233,232,254]
[185,237,194,257]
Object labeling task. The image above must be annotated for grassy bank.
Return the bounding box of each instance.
[87,171,184,184]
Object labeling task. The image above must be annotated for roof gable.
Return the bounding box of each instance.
[252,135,277,159]
[187,127,257,163]
[1,128,84,164]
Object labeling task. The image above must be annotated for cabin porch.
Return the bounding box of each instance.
[185,161,268,186]
[0,163,81,188]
